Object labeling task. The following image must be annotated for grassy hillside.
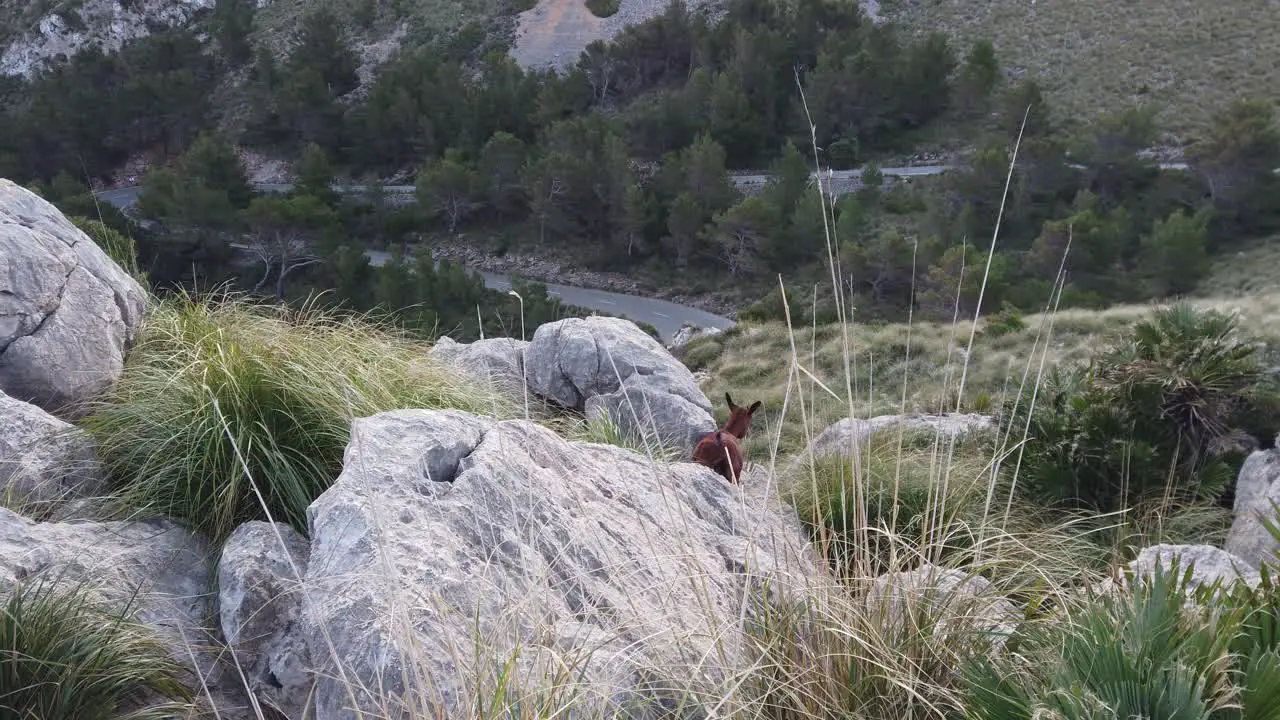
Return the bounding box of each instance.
[686,292,1280,458]
[884,0,1280,143]
[1197,235,1280,299]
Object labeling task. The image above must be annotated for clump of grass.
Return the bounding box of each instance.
[785,429,994,576]
[736,507,1106,719]
[69,215,142,281]
[675,332,727,371]
[82,291,512,542]
[0,574,194,719]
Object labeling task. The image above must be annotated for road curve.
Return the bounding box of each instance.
[94,184,738,341]
[90,159,1199,341]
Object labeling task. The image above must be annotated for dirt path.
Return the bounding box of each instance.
[509,0,604,70]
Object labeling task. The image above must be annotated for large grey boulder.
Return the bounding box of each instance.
[429,335,529,396]
[1093,544,1262,599]
[1225,445,1280,569]
[0,508,254,717]
[291,409,820,719]
[0,179,148,417]
[807,412,995,460]
[865,563,1019,650]
[525,316,715,452]
[585,384,718,456]
[218,521,313,718]
[0,389,104,517]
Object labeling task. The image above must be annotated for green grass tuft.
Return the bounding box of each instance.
[81,291,512,542]
[964,559,1280,719]
[0,574,194,719]
[69,215,142,281]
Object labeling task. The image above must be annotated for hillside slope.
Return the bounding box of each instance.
[884,0,1280,141]
[685,293,1280,457]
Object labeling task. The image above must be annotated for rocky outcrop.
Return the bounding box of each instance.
[0,389,104,518]
[0,0,214,78]
[217,521,312,719]
[0,179,148,417]
[247,409,819,718]
[429,335,529,396]
[0,508,253,716]
[807,412,995,459]
[1225,444,1280,569]
[525,316,716,452]
[668,324,723,351]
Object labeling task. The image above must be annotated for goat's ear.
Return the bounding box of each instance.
[749,400,762,414]
[725,392,736,409]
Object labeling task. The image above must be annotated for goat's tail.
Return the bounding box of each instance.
[714,430,725,449]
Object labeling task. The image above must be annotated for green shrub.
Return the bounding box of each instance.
[1007,303,1278,513]
[675,333,725,371]
[982,301,1027,337]
[70,215,142,280]
[82,292,510,542]
[739,284,840,326]
[585,0,620,18]
[0,575,194,719]
[963,558,1280,720]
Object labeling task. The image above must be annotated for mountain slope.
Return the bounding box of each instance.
[884,0,1280,141]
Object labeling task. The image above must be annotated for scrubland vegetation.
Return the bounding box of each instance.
[3,233,1277,717]
[884,0,1280,139]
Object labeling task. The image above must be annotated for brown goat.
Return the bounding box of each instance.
[691,392,762,484]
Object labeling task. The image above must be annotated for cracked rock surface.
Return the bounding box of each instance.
[0,388,104,517]
[525,316,716,453]
[218,521,313,719]
[285,409,821,719]
[1226,445,1280,569]
[0,179,147,416]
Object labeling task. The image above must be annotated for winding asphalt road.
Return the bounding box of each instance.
[95,182,748,341]
[91,160,1196,340]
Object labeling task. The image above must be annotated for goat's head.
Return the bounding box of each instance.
[723,392,762,440]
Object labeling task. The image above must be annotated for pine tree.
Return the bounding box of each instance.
[295,142,339,207]
[213,0,256,67]
[417,148,478,233]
